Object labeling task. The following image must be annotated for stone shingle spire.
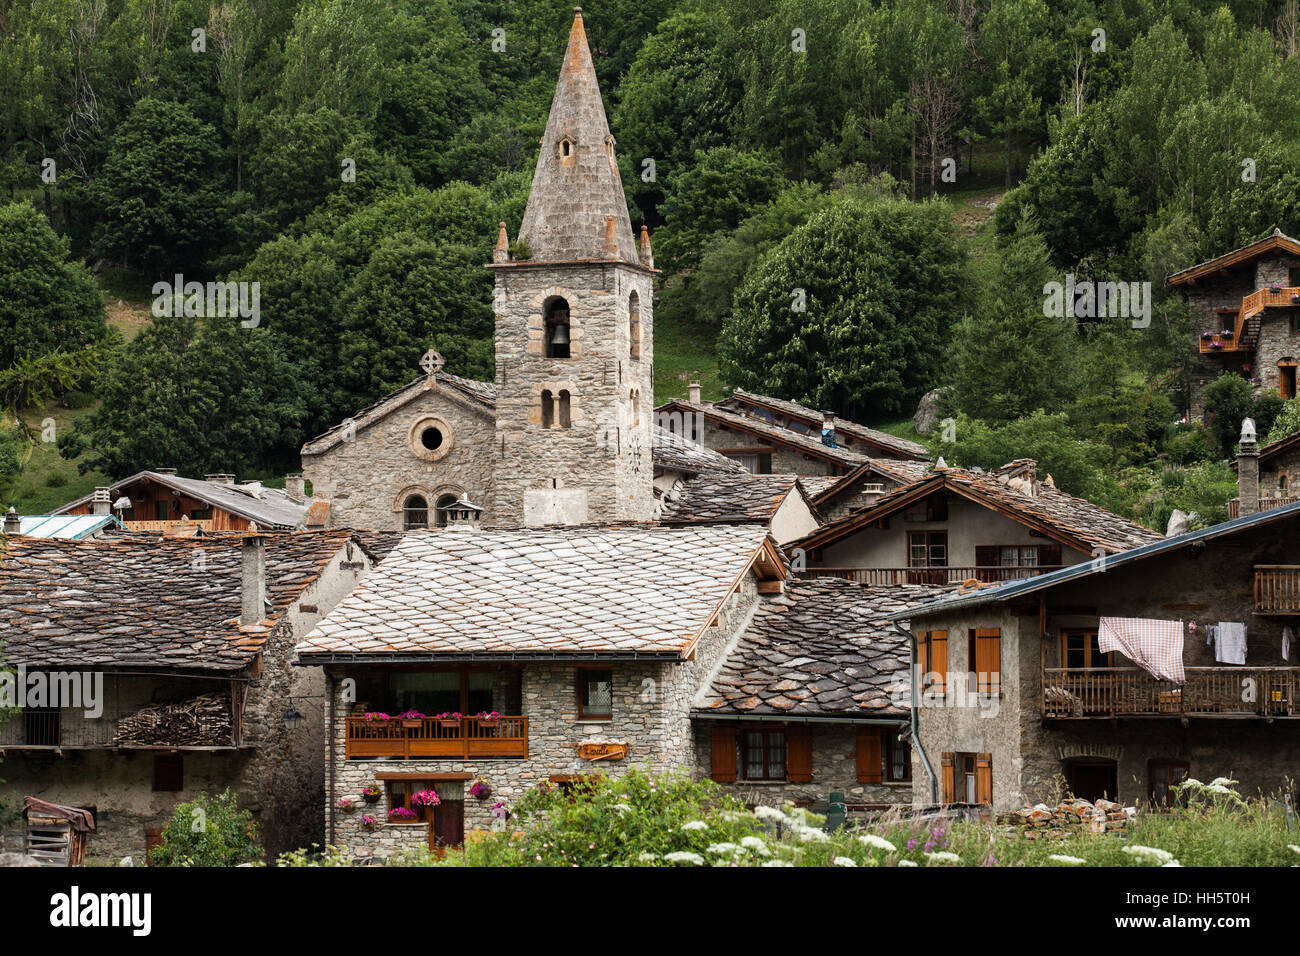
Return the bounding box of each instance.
[516,7,638,263]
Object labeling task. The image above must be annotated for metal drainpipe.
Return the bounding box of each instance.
[327,672,336,847]
[894,621,937,804]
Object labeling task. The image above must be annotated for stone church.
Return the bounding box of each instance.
[302,8,659,531]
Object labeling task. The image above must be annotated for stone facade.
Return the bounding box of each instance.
[697,417,843,476]
[1261,439,1300,498]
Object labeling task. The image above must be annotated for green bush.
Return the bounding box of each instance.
[149,789,262,867]
[60,390,94,409]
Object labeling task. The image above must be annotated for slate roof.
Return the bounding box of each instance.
[52,472,308,529]
[302,373,497,456]
[295,525,782,661]
[0,530,361,671]
[694,579,949,718]
[724,389,930,460]
[660,473,800,525]
[656,399,870,468]
[652,426,746,475]
[1167,227,1300,286]
[809,458,932,507]
[793,461,1162,556]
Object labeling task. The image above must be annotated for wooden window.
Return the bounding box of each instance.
[155,500,170,521]
[1063,629,1114,670]
[942,752,991,805]
[918,630,947,695]
[577,668,612,720]
[741,727,788,781]
[908,532,947,568]
[969,628,1001,695]
[710,726,737,782]
[402,495,428,530]
[887,731,912,782]
[1280,362,1298,400]
[856,728,910,783]
[153,754,183,792]
[1148,760,1189,809]
[786,726,812,782]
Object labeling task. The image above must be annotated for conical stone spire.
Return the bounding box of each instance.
[516,8,639,263]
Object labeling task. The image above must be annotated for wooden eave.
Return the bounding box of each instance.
[1168,233,1300,287]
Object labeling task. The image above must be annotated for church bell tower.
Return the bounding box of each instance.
[487,7,658,527]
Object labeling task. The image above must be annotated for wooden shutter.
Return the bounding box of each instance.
[940,752,955,804]
[973,628,1001,695]
[975,754,993,806]
[928,631,947,694]
[710,726,737,782]
[856,729,883,783]
[974,546,999,581]
[1038,543,1062,567]
[786,726,813,782]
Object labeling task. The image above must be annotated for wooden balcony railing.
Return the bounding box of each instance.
[1228,497,1299,519]
[1255,565,1300,615]
[345,716,529,760]
[1043,667,1300,718]
[122,519,214,532]
[1200,286,1300,352]
[803,566,1062,586]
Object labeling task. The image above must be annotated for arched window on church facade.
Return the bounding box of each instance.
[541,389,555,428]
[558,390,571,428]
[433,493,460,528]
[629,290,641,361]
[402,494,429,530]
[544,297,571,359]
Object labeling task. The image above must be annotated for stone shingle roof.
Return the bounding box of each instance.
[809,458,932,507]
[1167,227,1300,285]
[794,462,1162,555]
[302,373,497,456]
[53,472,308,529]
[660,473,800,525]
[652,426,745,475]
[656,399,870,468]
[0,531,361,671]
[296,525,782,661]
[725,389,930,460]
[694,579,949,718]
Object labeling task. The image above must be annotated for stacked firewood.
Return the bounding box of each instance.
[998,797,1133,840]
[116,694,233,746]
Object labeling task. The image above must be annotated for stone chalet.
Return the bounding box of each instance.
[52,469,315,533]
[1168,227,1300,414]
[0,530,380,861]
[788,458,1161,586]
[1231,423,1300,518]
[891,502,1300,811]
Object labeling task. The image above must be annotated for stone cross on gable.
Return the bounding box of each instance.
[420,349,445,382]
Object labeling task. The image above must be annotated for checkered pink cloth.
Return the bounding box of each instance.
[1098,617,1186,684]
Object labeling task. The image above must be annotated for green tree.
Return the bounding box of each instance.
[0,202,107,368]
[720,196,964,422]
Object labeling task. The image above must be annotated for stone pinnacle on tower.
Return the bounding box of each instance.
[515,7,639,263]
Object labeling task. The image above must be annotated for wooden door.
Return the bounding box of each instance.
[428,799,464,857]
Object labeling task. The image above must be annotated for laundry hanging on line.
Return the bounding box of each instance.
[1098,617,1185,684]
[1213,621,1247,665]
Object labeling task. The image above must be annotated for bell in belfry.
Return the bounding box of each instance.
[549,322,570,347]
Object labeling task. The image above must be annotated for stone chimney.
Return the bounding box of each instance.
[284,474,306,502]
[240,530,268,627]
[820,410,837,448]
[206,473,236,486]
[688,382,702,404]
[155,467,177,476]
[92,486,112,516]
[3,507,20,536]
[1238,418,1259,516]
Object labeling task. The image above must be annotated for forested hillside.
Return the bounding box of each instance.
[3,0,1300,530]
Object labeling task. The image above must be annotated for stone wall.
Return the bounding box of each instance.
[696,419,840,476]
[303,387,497,531]
[491,262,656,526]
[1261,443,1300,498]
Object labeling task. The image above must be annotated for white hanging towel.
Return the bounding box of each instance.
[1215,622,1247,665]
[1098,617,1186,684]
[1282,626,1292,663]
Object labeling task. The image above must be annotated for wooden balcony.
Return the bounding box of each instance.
[1228,497,1299,519]
[1197,331,1246,353]
[1043,667,1300,719]
[122,519,214,532]
[1199,286,1299,352]
[1255,565,1300,615]
[345,715,529,760]
[804,566,1061,586]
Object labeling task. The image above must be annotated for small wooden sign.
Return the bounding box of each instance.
[577,742,628,762]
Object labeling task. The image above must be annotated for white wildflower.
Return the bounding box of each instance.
[664,851,705,866]
[1288,844,1300,855]
[858,834,897,853]
[1162,860,1182,867]
[833,856,858,867]
[1047,854,1086,866]
[740,836,771,856]
[925,851,961,865]
[898,859,918,867]
[680,820,709,832]
[754,805,787,824]
[761,859,794,867]
[1121,845,1174,864]
[637,852,659,863]
[794,824,830,843]
[706,842,740,856]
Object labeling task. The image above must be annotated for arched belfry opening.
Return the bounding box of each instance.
[629,289,641,361]
[544,296,571,359]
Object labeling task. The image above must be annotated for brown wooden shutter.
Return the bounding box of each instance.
[929,631,947,694]
[974,546,999,581]
[710,726,737,782]
[786,726,813,782]
[940,752,955,804]
[856,729,883,783]
[973,628,1001,695]
[1038,543,1062,567]
[975,753,993,806]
